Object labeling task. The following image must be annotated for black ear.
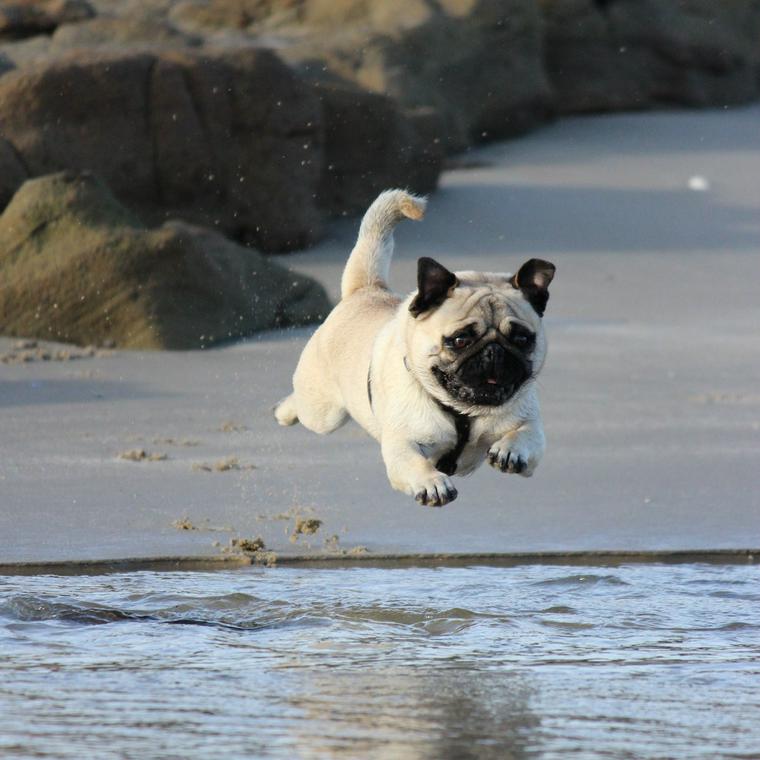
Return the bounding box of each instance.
[510,259,555,317]
[409,257,458,317]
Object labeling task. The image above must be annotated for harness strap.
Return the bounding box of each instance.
[367,362,373,412]
[434,401,472,476]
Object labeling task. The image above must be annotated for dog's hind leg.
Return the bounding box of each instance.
[274,394,299,427]
[275,391,347,433]
[289,382,348,435]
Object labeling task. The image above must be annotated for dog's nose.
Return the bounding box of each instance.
[482,342,504,365]
[482,343,505,378]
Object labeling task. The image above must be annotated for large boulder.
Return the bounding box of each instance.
[0,46,442,246]
[540,0,760,112]
[0,172,332,349]
[0,50,12,73]
[0,48,324,251]
[315,81,444,216]
[0,135,26,207]
[172,0,553,151]
[0,0,94,40]
[50,15,202,50]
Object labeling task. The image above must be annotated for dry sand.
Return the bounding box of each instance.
[1,106,759,565]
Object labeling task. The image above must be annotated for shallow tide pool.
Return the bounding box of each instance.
[1,563,758,759]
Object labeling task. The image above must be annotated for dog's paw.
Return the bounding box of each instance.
[410,473,458,507]
[274,394,299,427]
[487,439,541,477]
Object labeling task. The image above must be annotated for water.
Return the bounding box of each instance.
[1,563,758,759]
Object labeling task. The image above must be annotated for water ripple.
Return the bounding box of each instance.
[0,563,758,759]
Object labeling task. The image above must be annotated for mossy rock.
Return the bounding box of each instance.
[0,171,331,349]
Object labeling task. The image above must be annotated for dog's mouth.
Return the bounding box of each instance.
[432,341,532,407]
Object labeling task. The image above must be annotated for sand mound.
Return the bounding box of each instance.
[0,171,331,349]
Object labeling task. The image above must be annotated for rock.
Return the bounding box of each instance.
[540,0,760,112]
[297,0,552,149]
[0,45,444,245]
[168,0,294,32]
[0,50,12,74]
[0,136,27,208]
[0,172,332,349]
[175,0,552,150]
[0,48,324,251]
[0,0,94,40]
[51,15,201,50]
[314,81,444,215]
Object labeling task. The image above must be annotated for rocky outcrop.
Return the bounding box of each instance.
[540,0,760,113]
[315,81,444,216]
[169,0,760,144]
[0,46,442,247]
[0,48,324,251]
[51,15,202,50]
[0,172,332,349]
[0,136,26,207]
[0,0,94,40]
[252,0,553,150]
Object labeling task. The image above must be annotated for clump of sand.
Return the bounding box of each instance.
[192,457,255,472]
[219,420,246,432]
[118,449,168,462]
[293,517,322,536]
[322,534,369,556]
[225,536,277,566]
[1,339,112,365]
[231,536,265,552]
[173,517,234,533]
[171,518,197,530]
[256,505,316,522]
[153,437,200,447]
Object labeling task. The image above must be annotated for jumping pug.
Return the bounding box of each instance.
[275,189,555,506]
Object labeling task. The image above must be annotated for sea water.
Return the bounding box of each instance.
[1,563,758,759]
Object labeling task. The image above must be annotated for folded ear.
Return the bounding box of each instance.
[510,259,555,317]
[409,257,458,317]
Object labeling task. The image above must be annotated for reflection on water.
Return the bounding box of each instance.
[0,564,759,759]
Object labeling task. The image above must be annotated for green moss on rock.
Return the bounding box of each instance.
[0,171,331,349]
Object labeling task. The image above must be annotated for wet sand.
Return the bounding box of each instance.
[1,106,759,566]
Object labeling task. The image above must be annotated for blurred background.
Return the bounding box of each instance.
[1,0,759,350]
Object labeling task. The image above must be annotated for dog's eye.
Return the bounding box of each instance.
[445,333,473,350]
[510,331,535,349]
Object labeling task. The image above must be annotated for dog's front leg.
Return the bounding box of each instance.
[488,392,546,477]
[382,437,458,507]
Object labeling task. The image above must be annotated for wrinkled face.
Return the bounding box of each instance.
[405,259,554,410]
[433,313,536,406]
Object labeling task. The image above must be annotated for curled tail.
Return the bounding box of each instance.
[340,189,426,299]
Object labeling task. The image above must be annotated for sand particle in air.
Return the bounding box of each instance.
[231,536,266,552]
[294,518,322,536]
[171,518,197,530]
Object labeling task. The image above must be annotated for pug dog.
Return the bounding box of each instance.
[275,189,555,506]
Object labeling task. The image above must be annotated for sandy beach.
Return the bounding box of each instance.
[1,105,759,567]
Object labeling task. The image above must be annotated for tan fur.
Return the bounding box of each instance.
[276,190,551,506]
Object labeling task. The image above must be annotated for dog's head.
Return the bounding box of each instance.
[404,257,555,411]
